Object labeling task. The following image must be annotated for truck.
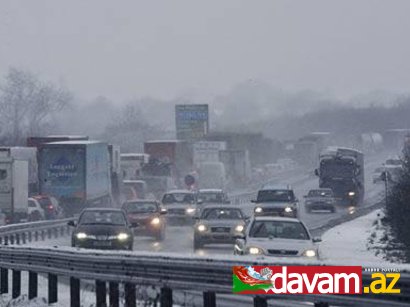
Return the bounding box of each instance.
[218,150,251,189]
[27,135,89,147]
[315,147,364,206]
[144,140,193,186]
[108,144,122,206]
[38,141,112,216]
[120,153,150,180]
[193,141,226,167]
[197,161,227,190]
[0,147,38,195]
[0,157,28,223]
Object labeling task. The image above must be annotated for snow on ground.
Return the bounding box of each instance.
[320,209,392,265]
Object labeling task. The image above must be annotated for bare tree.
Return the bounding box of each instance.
[104,103,164,152]
[0,67,72,145]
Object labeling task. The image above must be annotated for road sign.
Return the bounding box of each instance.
[175,104,209,140]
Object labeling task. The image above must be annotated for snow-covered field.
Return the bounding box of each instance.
[320,209,397,266]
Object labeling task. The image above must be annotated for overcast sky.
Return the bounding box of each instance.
[1,0,409,101]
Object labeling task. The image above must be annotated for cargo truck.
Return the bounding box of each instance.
[0,147,38,195]
[218,150,251,189]
[315,147,364,206]
[144,140,193,187]
[0,157,28,223]
[38,141,112,216]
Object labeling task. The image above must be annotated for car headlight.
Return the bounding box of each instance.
[117,233,130,241]
[76,232,87,239]
[151,217,161,225]
[348,191,355,196]
[186,208,196,214]
[248,247,263,255]
[235,225,244,232]
[284,207,293,213]
[303,249,317,257]
[254,207,263,213]
[197,224,207,232]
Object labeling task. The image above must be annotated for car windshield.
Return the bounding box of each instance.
[198,192,225,203]
[202,208,243,220]
[320,159,356,178]
[123,202,157,213]
[307,190,333,197]
[257,190,294,202]
[249,221,309,240]
[79,211,126,226]
[162,193,196,204]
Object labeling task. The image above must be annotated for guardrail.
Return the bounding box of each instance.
[0,218,74,245]
[0,246,409,307]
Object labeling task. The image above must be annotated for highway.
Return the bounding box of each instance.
[34,152,386,258]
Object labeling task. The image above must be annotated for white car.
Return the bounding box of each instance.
[234,217,320,259]
[28,197,45,221]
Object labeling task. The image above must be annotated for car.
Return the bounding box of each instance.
[122,200,167,241]
[196,189,230,215]
[234,216,320,259]
[30,195,61,219]
[384,165,404,183]
[372,167,385,184]
[304,188,336,213]
[197,189,230,204]
[161,190,197,224]
[252,184,299,218]
[193,205,247,250]
[69,208,134,250]
[28,197,46,221]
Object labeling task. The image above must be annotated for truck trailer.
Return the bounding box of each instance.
[0,157,28,223]
[38,141,112,216]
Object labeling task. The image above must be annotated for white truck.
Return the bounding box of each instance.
[198,162,227,190]
[0,157,28,223]
[193,141,226,167]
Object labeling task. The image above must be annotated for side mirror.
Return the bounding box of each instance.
[251,199,257,203]
[197,199,203,205]
[314,169,319,176]
[234,234,245,240]
[312,237,322,243]
[160,208,167,215]
[67,220,76,227]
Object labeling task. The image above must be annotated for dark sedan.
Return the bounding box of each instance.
[122,200,167,241]
[69,208,134,250]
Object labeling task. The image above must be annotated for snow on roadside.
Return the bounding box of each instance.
[320,209,394,265]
